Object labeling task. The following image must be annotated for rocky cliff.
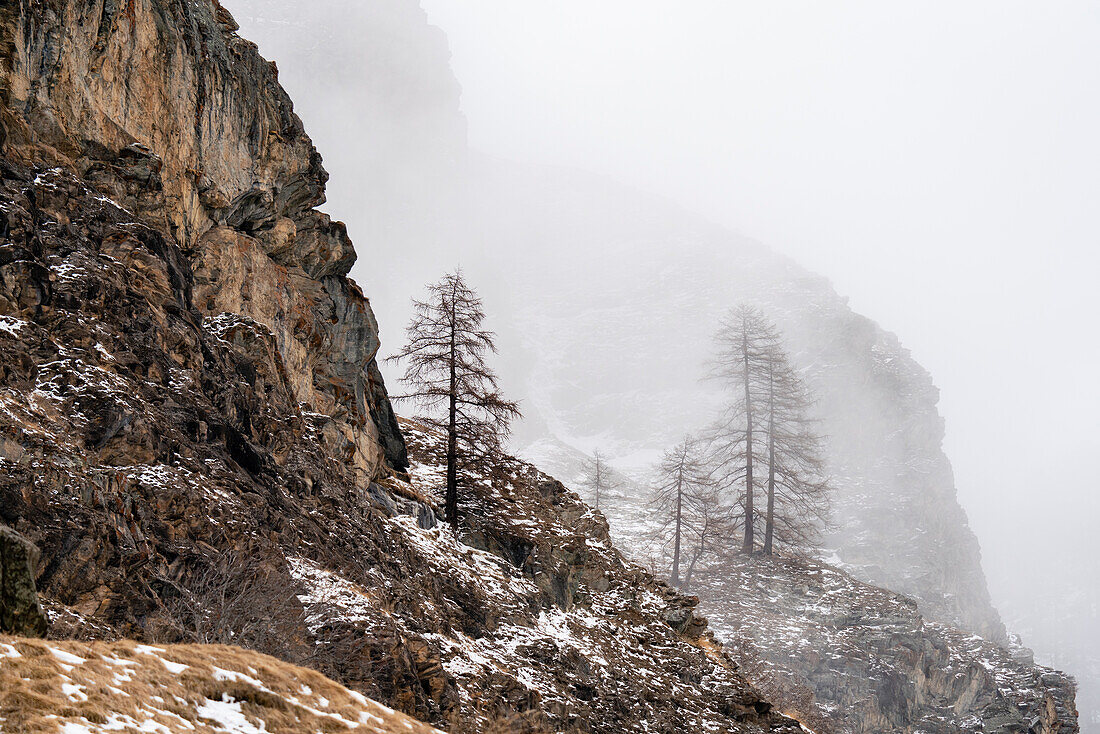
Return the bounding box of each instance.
[697,552,1078,733]
[0,2,801,731]
[0,524,47,637]
[1,0,406,484]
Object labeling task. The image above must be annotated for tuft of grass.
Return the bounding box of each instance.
[0,634,443,733]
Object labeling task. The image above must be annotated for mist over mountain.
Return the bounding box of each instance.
[226,1,1096,728]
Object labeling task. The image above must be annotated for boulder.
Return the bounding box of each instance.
[0,524,48,637]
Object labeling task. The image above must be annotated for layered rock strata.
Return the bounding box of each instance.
[1,0,406,482]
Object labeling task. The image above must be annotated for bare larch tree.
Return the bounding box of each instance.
[678,479,737,592]
[389,270,521,530]
[649,435,715,588]
[709,304,831,555]
[581,449,615,511]
[759,347,831,554]
[710,305,782,553]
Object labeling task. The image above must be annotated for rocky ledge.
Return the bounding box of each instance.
[0,524,48,637]
[695,552,1078,734]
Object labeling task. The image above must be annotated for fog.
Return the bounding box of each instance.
[227,1,1099,727]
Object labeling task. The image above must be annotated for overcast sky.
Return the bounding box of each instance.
[417,0,1100,618]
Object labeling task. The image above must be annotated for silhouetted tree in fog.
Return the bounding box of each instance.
[758,344,831,554]
[389,270,520,530]
[709,304,831,555]
[581,449,615,511]
[710,305,781,552]
[649,435,715,588]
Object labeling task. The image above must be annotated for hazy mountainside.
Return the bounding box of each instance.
[225,0,1006,642]
[0,635,442,734]
[0,1,803,732]
[222,2,1088,730]
[469,157,1006,643]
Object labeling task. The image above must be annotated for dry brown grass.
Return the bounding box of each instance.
[0,635,443,733]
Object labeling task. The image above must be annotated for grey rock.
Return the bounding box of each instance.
[0,524,48,637]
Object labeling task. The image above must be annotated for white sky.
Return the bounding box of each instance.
[418,1,1100,619]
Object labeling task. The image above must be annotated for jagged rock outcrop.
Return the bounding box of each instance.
[0,0,406,483]
[696,552,1078,734]
[0,524,47,637]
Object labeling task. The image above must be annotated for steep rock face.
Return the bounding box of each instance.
[0,0,406,481]
[0,525,47,637]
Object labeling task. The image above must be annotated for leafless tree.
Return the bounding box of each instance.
[759,348,831,554]
[709,305,831,555]
[709,305,782,552]
[581,449,615,511]
[389,270,521,530]
[677,480,738,592]
[649,435,714,588]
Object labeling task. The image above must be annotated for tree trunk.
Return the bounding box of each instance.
[671,464,683,588]
[741,329,754,554]
[763,359,776,555]
[445,291,458,531]
[595,454,600,511]
[684,518,708,593]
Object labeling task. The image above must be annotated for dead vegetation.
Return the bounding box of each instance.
[0,634,442,733]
